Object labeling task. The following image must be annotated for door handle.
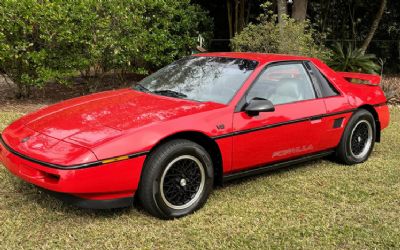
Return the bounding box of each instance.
[309,115,323,123]
[309,115,323,121]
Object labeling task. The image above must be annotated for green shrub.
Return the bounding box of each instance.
[327,43,381,74]
[0,0,89,97]
[0,0,212,97]
[231,4,330,61]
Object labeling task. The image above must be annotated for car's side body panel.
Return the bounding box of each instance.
[231,99,327,172]
[214,137,233,173]
[376,104,390,130]
[317,111,354,151]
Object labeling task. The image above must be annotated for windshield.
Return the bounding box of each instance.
[134,56,258,104]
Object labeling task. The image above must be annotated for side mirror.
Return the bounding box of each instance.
[244,98,275,116]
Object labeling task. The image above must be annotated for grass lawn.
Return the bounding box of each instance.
[0,106,399,249]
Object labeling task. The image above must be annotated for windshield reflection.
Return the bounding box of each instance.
[135,56,258,104]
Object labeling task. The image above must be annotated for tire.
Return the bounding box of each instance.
[336,109,376,165]
[137,139,214,219]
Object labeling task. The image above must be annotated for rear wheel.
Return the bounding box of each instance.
[137,139,213,219]
[336,109,376,165]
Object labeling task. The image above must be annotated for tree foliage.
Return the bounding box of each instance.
[0,0,212,97]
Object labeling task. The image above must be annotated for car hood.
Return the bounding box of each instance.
[1,126,98,166]
[17,89,223,148]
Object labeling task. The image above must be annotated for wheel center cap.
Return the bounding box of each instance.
[358,136,362,142]
[180,178,187,187]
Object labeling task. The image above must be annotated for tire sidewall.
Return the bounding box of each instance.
[342,110,376,164]
[150,142,213,218]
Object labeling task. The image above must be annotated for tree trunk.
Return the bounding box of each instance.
[292,0,308,21]
[348,1,357,47]
[360,0,386,54]
[234,0,239,36]
[277,0,287,24]
[321,0,331,33]
[239,0,246,32]
[227,0,250,38]
[227,0,233,38]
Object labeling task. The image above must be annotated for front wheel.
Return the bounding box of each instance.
[336,109,376,165]
[137,139,213,219]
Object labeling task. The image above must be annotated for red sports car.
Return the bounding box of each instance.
[0,53,389,219]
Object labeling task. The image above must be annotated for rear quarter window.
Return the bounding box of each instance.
[305,61,339,97]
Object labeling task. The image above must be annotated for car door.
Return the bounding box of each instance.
[231,61,328,172]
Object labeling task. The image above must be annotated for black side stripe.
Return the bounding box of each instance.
[212,109,355,140]
[0,135,148,170]
[213,102,387,140]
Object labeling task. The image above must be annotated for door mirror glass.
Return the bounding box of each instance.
[244,98,275,116]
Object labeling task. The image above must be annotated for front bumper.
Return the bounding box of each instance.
[0,138,147,208]
[41,189,134,209]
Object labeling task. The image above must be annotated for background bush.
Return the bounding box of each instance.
[231,2,382,76]
[231,3,331,62]
[0,0,212,97]
[327,43,381,74]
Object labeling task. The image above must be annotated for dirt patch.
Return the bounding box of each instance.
[381,76,400,104]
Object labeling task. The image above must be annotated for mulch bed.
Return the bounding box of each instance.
[0,74,143,112]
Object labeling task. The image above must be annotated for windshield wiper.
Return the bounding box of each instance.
[134,84,187,99]
[133,83,150,92]
[153,89,187,98]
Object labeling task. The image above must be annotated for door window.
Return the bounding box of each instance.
[247,63,316,105]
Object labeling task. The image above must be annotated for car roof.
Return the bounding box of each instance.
[193,52,312,64]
